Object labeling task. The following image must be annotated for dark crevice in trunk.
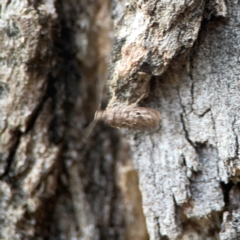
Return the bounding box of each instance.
[154,216,170,240]
[177,87,197,149]
[198,108,211,117]
[180,113,196,149]
[220,181,234,209]
[232,116,239,159]
[0,129,22,183]
[188,51,195,112]
[25,77,53,134]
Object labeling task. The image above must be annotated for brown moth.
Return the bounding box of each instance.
[94,73,161,130]
[94,105,161,130]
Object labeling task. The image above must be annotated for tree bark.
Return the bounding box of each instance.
[110,0,240,239]
[1,0,240,240]
[0,1,148,239]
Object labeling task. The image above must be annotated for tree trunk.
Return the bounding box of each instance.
[109,0,240,239]
[1,0,240,240]
[0,1,148,239]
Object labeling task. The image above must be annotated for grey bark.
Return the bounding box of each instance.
[1,0,240,240]
[110,0,240,239]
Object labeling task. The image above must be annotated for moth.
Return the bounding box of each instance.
[94,0,227,131]
[94,71,161,130]
[82,103,160,143]
[94,105,161,130]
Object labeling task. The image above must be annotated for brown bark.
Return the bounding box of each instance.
[1,0,240,240]
[0,1,147,239]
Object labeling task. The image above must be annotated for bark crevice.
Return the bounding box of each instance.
[0,129,21,181]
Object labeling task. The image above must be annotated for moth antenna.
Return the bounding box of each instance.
[133,93,148,106]
[81,120,97,144]
[81,74,107,144]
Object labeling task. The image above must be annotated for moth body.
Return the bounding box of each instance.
[95,105,161,130]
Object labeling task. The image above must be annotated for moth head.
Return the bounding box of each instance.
[94,110,106,122]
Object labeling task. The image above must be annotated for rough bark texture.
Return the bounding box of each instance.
[110,0,240,239]
[0,1,148,239]
[1,0,240,240]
